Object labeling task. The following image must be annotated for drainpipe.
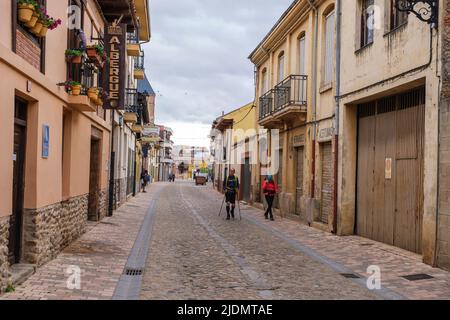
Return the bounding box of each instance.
[108,110,116,217]
[333,0,342,234]
[307,0,318,199]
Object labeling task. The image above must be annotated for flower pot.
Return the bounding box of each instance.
[31,21,43,35]
[86,47,97,58]
[25,12,39,28]
[71,85,81,96]
[38,26,48,38]
[87,88,99,100]
[18,4,35,23]
[71,55,82,64]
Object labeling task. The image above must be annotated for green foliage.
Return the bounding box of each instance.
[65,49,83,57]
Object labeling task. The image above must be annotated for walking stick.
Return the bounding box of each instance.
[218,194,226,217]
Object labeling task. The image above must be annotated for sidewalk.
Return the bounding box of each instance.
[0,189,157,300]
[230,196,450,300]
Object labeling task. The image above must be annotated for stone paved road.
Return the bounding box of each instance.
[140,182,379,300]
[2,181,450,300]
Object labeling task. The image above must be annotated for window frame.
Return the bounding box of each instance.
[12,0,47,73]
[298,33,306,76]
[323,9,335,87]
[389,0,408,31]
[360,0,375,48]
[277,51,285,84]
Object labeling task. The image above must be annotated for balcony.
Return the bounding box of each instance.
[127,31,141,57]
[259,75,308,127]
[124,88,142,124]
[258,89,281,128]
[134,52,145,80]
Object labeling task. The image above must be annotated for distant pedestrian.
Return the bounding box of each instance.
[262,175,278,221]
[172,174,176,182]
[141,170,150,193]
[223,169,239,220]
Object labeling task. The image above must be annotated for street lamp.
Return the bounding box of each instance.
[395,1,438,27]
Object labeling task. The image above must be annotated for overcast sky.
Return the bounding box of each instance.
[142,0,293,147]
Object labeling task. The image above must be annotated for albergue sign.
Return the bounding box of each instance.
[103,23,126,110]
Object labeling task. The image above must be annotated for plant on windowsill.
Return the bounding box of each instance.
[68,81,82,96]
[86,44,107,67]
[39,14,62,37]
[18,0,37,23]
[65,49,83,64]
[87,87,99,101]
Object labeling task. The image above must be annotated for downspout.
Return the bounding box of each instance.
[333,0,342,234]
[307,0,318,199]
[108,110,116,217]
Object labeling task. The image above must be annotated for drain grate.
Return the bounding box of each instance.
[341,273,361,279]
[124,268,143,276]
[402,274,434,281]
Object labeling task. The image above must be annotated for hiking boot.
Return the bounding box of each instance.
[270,217,275,221]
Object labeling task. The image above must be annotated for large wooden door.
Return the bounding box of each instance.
[320,142,333,224]
[357,88,425,253]
[295,147,304,218]
[88,138,100,221]
[9,99,27,264]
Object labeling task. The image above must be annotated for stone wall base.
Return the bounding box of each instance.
[23,194,89,266]
[0,216,10,292]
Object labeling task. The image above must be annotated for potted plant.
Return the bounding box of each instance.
[25,10,39,28]
[87,87,99,100]
[86,45,98,58]
[37,10,61,37]
[65,49,83,64]
[18,0,37,23]
[68,81,82,96]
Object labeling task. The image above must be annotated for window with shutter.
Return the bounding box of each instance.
[323,11,335,85]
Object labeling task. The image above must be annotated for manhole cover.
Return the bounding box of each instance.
[124,268,143,276]
[402,274,434,281]
[341,273,361,279]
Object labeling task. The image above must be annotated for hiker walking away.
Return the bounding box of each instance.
[262,175,278,221]
[141,170,150,193]
[223,169,240,220]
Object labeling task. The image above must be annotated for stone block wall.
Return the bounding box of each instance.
[0,217,10,292]
[22,194,89,266]
[438,0,450,271]
[98,189,109,221]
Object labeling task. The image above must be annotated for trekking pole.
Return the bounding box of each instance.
[218,194,226,217]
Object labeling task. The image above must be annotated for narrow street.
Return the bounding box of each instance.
[2,182,449,300]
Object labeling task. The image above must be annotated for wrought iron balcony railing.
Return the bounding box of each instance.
[134,52,145,70]
[259,89,275,120]
[127,31,139,44]
[274,75,307,111]
[125,88,144,123]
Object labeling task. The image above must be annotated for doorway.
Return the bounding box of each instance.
[241,158,251,202]
[88,137,101,221]
[9,98,28,265]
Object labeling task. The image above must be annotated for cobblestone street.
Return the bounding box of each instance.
[2,182,450,300]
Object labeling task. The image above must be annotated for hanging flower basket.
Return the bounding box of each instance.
[18,1,36,23]
[65,49,83,64]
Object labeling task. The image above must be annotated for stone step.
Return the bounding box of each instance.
[10,264,36,287]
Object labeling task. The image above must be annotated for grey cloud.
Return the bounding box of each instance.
[143,0,293,125]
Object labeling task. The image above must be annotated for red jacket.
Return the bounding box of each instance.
[262,180,278,195]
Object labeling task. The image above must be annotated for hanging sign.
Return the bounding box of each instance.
[103,22,127,110]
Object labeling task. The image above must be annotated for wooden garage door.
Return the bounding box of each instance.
[295,147,304,217]
[357,88,425,253]
[320,142,333,224]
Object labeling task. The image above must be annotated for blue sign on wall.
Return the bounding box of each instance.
[42,125,50,158]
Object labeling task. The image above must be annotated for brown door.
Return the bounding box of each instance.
[9,99,27,264]
[320,142,333,224]
[88,138,100,221]
[357,88,425,253]
[295,147,304,218]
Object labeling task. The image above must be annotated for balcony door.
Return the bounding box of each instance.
[298,35,306,76]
